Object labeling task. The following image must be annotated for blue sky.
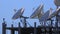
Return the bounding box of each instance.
[0,0,56,34]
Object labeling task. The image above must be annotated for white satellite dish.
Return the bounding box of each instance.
[12,8,25,20]
[12,8,29,27]
[30,4,44,19]
[39,8,53,22]
[54,0,60,8]
[48,7,60,18]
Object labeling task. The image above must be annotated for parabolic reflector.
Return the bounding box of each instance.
[12,8,25,20]
[49,7,60,18]
[30,4,44,19]
[54,0,60,7]
[39,10,50,21]
[39,8,53,22]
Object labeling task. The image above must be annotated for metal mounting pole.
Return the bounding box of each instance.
[24,18,27,28]
[50,19,53,34]
[56,16,58,28]
[19,16,27,28]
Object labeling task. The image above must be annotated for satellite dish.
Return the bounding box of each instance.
[12,8,25,20]
[39,8,53,22]
[12,8,29,27]
[54,0,60,8]
[30,4,44,19]
[49,7,60,18]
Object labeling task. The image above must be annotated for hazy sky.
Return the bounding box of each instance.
[0,0,56,34]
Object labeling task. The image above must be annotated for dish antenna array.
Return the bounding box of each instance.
[12,0,60,27]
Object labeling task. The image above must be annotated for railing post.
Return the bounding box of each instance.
[11,24,15,34]
[2,23,6,34]
[18,22,21,34]
[2,18,6,34]
[34,22,37,34]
